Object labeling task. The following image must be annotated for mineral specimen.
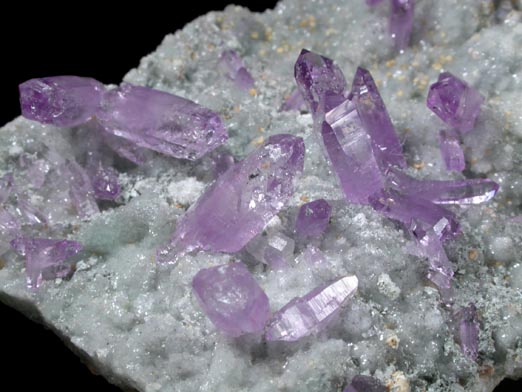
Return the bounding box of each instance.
[245,231,295,270]
[455,303,480,360]
[439,129,465,171]
[343,375,386,392]
[97,83,228,160]
[159,134,304,260]
[218,50,255,90]
[192,262,270,337]
[19,76,105,127]
[389,0,415,50]
[10,237,83,289]
[280,88,306,112]
[295,198,332,238]
[266,275,358,341]
[427,72,485,133]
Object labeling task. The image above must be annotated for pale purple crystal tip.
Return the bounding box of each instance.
[427,72,485,133]
[19,76,105,127]
[295,199,332,238]
[219,50,255,90]
[456,303,480,360]
[192,262,270,337]
[10,237,83,289]
[390,0,415,50]
[439,130,465,171]
[97,83,228,160]
[265,275,358,342]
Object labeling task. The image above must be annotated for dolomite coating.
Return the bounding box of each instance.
[1,1,522,392]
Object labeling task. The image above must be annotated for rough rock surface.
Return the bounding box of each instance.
[1,1,522,391]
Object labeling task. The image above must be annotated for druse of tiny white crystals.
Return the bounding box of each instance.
[1,1,522,392]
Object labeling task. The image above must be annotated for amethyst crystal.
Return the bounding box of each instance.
[427,72,485,133]
[209,151,235,179]
[390,0,415,50]
[280,89,307,112]
[265,275,358,341]
[218,50,255,90]
[439,129,465,171]
[192,262,270,337]
[295,199,332,238]
[369,188,460,240]
[100,131,151,165]
[387,168,499,205]
[455,303,480,360]
[14,197,47,226]
[294,49,347,115]
[10,237,83,289]
[62,161,100,218]
[19,76,105,127]
[245,232,295,270]
[321,118,383,204]
[97,83,228,160]
[87,161,121,200]
[158,134,304,261]
[413,228,454,289]
[349,67,406,169]
[344,375,386,392]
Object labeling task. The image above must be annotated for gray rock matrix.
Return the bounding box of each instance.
[1,1,521,391]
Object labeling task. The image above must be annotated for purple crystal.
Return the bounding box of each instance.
[295,199,332,238]
[387,168,499,205]
[427,72,485,133]
[62,161,99,218]
[300,245,327,266]
[19,76,105,127]
[87,161,121,200]
[265,275,358,341]
[390,0,415,50]
[192,262,270,337]
[413,228,454,289]
[10,237,83,289]
[245,232,295,271]
[280,89,307,112]
[344,375,386,392]
[97,83,228,160]
[349,67,406,169]
[439,129,465,171]
[369,188,460,240]
[0,173,14,204]
[158,134,304,260]
[321,118,384,204]
[14,197,47,226]
[100,131,151,165]
[218,50,255,90]
[456,303,479,360]
[294,49,347,115]
[210,151,235,179]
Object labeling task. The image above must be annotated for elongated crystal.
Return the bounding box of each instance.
[192,262,270,337]
[387,169,499,205]
[294,49,347,115]
[19,76,105,127]
[456,303,479,360]
[218,50,255,90]
[390,0,415,50]
[62,161,99,218]
[97,83,228,160]
[10,237,83,289]
[280,89,306,112]
[245,232,295,270]
[414,228,454,289]
[265,275,358,341]
[158,134,304,261]
[350,67,406,169]
[439,129,465,171]
[295,199,332,238]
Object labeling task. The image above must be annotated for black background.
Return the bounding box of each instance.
[0,2,520,391]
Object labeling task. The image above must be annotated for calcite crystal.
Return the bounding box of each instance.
[159,134,304,259]
[427,72,485,133]
[1,1,522,392]
[192,262,270,337]
[266,275,358,341]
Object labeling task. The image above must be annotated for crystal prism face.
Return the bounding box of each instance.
[427,72,485,133]
[350,67,406,169]
[369,188,460,240]
[162,134,305,257]
[439,130,465,171]
[265,275,358,342]
[10,237,83,289]
[321,113,384,204]
[245,232,295,270]
[390,0,415,50]
[294,49,347,115]
[344,375,386,392]
[387,168,499,205]
[295,199,332,238]
[456,303,479,360]
[88,163,121,200]
[414,229,454,289]
[280,89,306,112]
[192,262,270,337]
[19,76,105,127]
[61,160,100,218]
[218,50,255,90]
[97,83,228,160]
